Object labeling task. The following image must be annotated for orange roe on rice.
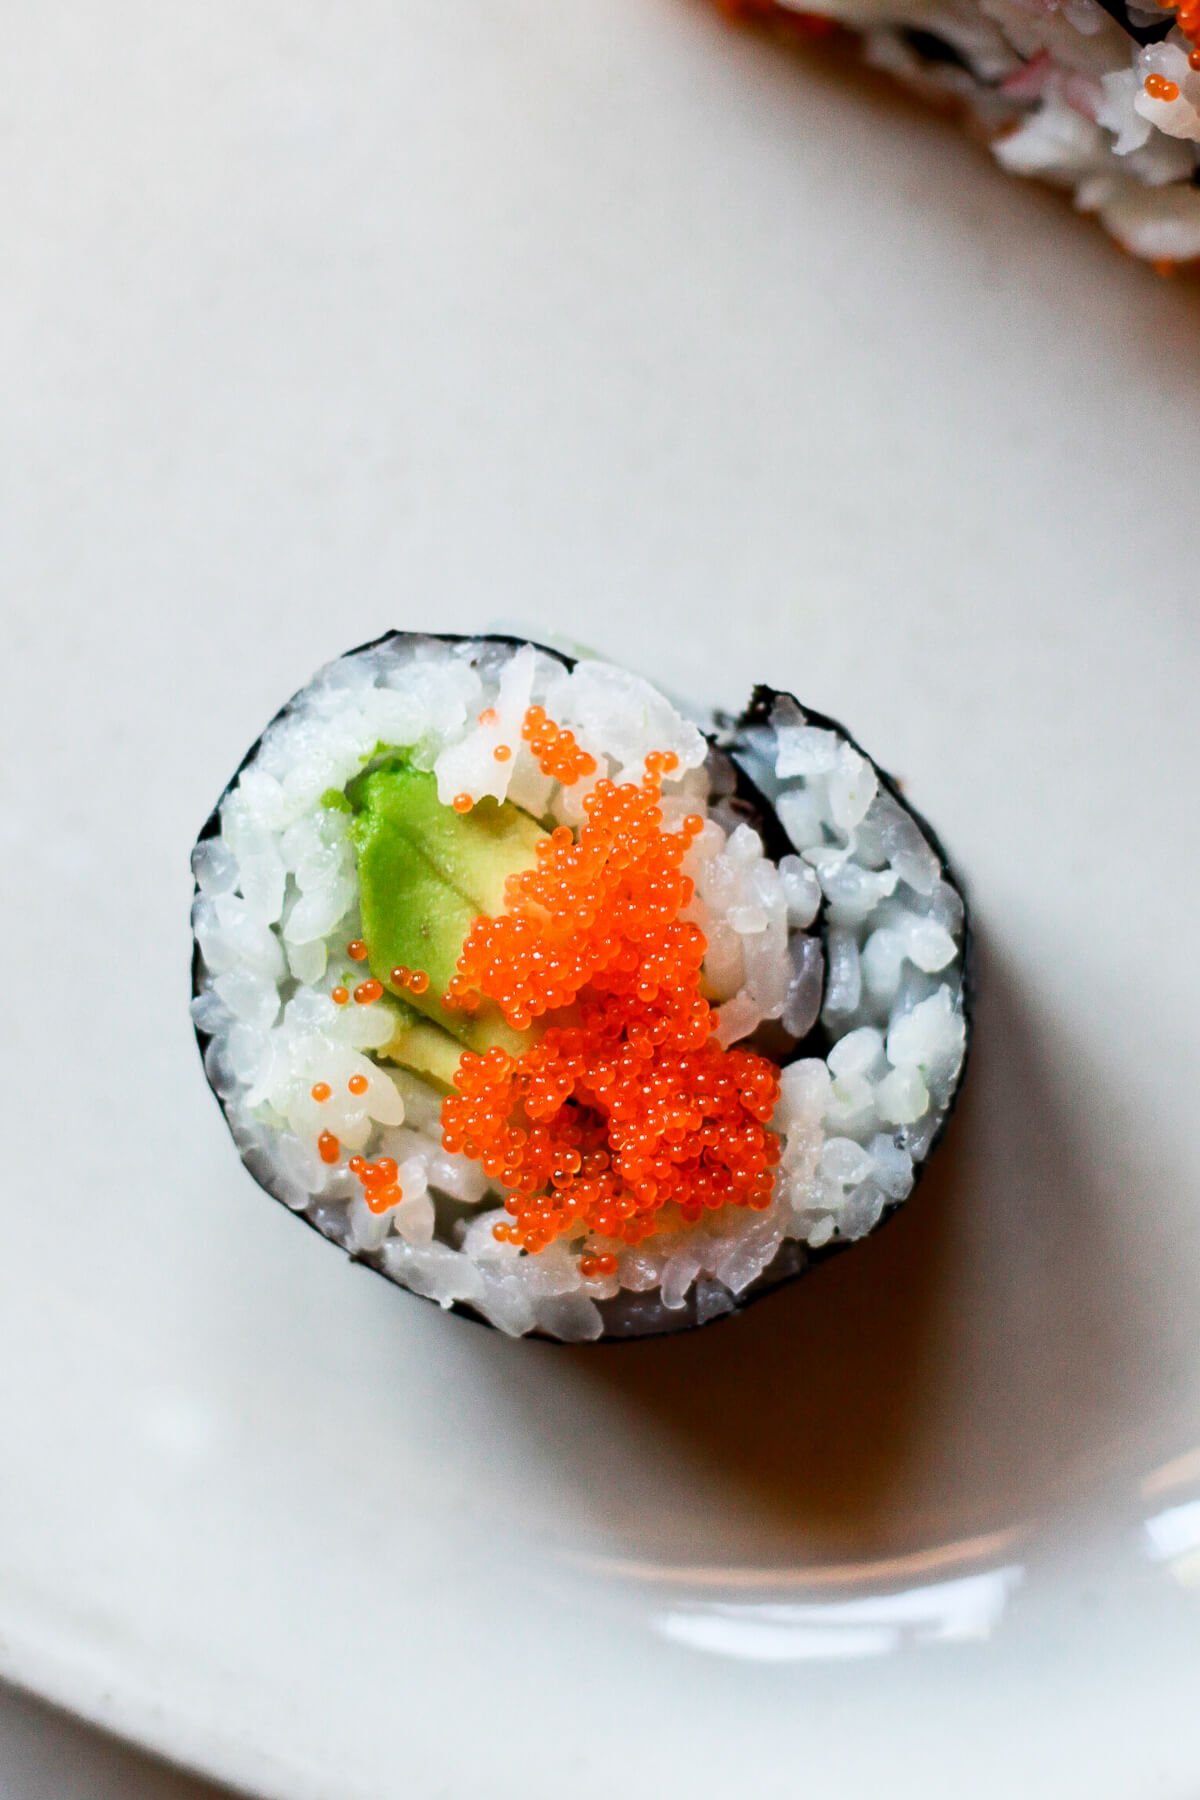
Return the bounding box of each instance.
[351,1155,403,1214]
[440,737,781,1253]
[520,705,597,786]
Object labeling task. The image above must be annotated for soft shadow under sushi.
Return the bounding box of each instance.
[534,932,1183,1559]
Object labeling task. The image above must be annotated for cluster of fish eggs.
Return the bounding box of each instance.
[440,745,782,1252]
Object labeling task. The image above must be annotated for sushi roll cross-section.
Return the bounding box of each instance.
[191,635,971,1341]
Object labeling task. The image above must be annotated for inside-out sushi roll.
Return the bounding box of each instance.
[191,634,971,1341]
[722,0,1200,265]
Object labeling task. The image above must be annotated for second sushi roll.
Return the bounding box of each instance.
[721,0,1200,265]
[192,634,970,1340]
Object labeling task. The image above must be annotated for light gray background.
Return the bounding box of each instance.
[4,1,1200,1796]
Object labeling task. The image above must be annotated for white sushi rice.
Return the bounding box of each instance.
[191,637,967,1341]
[763,0,1200,262]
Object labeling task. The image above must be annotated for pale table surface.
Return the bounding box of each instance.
[5,2,1200,1798]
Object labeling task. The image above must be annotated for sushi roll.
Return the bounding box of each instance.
[191,634,971,1341]
[722,0,1200,265]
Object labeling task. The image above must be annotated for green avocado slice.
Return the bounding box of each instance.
[378,997,465,1090]
[350,763,544,916]
[348,763,540,1060]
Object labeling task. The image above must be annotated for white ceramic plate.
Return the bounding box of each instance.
[4,2,1200,1795]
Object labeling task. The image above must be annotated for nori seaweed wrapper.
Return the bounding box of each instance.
[193,638,972,1341]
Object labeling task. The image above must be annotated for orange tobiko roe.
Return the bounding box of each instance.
[349,1154,403,1215]
[439,727,782,1254]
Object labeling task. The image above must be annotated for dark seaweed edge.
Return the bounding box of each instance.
[191,641,972,1345]
[1091,0,1174,46]
[723,684,976,1185]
